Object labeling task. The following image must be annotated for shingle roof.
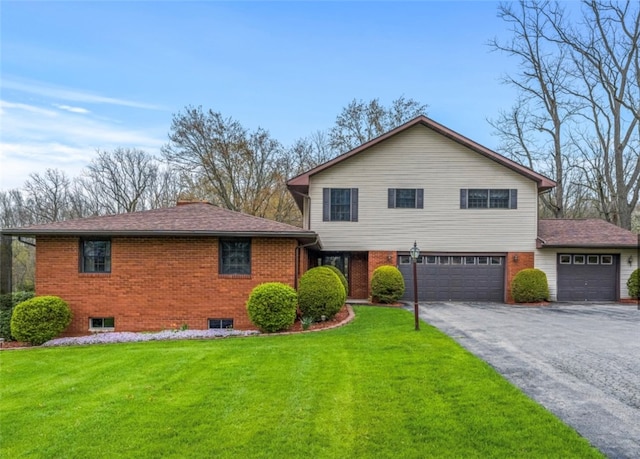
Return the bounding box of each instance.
[538,219,639,248]
[287,115,556,210]
[0,202,318,243]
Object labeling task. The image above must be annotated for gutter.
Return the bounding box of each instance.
[18,236,36,247]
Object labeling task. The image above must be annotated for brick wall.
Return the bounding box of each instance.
[35,236,298,335]
[505,252,535,303]
[349,252,368,299]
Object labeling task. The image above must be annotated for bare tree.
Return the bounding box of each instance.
[492,0,640,229]
[78,148,164,214]
[0,189,32,228]
[551,0,640,229]
[23,169,73,223]
[329,96,428,152]
[162,106,286,219]
[490,1,582,218]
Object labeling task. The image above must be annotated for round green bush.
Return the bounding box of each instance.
[10,296,72,345]
[511,268,549,303]
[324,265,348,296]
[246,282,298,333]
[298,267,346,322]
[0,291,36,341]
[627,268,640,299]
[371,265,405,303]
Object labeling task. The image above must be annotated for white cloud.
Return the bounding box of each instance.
[2,77,164,110]
[54,104,90,114]
[0,100,167,190]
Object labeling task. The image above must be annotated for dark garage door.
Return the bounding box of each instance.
[399,255,505,302]
[557,254,618,301]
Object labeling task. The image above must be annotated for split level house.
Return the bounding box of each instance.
[1,115,638,336]
[286,115,638,304]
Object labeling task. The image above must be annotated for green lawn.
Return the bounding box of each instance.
[0,307,601,458]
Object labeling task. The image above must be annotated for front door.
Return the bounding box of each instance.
[320,253,349,281]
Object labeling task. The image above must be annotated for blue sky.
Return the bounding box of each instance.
[0,1,523,191]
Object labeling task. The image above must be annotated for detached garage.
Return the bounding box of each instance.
[537,219,639,302]
[399,254,505,302]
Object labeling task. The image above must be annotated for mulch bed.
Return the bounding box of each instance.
[285,304,353,333]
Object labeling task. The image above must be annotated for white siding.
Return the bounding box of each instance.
[535,248,638,301]
[309,125,539,252]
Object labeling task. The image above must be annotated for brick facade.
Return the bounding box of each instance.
[505,251,535,303]
[349,252,369,299]
[36,236,298,336]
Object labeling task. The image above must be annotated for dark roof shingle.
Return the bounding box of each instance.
[1,202,317,242]
[538,219,639,248]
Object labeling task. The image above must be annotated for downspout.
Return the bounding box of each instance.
[295,236,319,290]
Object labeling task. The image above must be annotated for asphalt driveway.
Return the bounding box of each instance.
[413,302,640,459]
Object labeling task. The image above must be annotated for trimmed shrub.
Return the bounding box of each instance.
[371,265,405,303]
[627,268,640,299]
[298,267,346,322]
[10,296,72,345]
[324,265,349,296]
[246,282,298,333]
[0,291,36,341]
[511,268,549,303]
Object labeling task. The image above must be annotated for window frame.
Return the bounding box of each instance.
[388,188,424,209]
[600,255,613,265]
[460,189,518,209]
[559,254,572,264]
[79,238,112,273]
[89,317,115,331]
[587,255,600,265]
[208,318,234,329]
[219,238,252,275]
[323,188,359,222]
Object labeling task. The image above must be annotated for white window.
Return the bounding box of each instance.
[399,255,412,264]
[464,256,476,265]
[209,318,233,329]
[559,254,572,264]
[573,255,585,264]
[587,255,599,265]
[601,255,613,265]
[90,317,114,331]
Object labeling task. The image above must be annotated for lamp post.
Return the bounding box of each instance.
[409,241,420,331]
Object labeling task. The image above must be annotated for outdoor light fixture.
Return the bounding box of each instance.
[409,241,421,331]
[629,255,633,266]
[513,254,519,262]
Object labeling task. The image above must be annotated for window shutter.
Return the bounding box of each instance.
[417,189,424,209]
[322,188,330,221]
[510,189,518,209]
[388,189,396,208]
[460,189,467,209]
[350,188,358,222]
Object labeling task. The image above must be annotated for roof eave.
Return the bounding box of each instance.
[538,243,639,249]
[285,115,557,192]
[0,229,317,241]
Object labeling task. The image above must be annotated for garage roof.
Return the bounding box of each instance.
[538,219,639,248]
